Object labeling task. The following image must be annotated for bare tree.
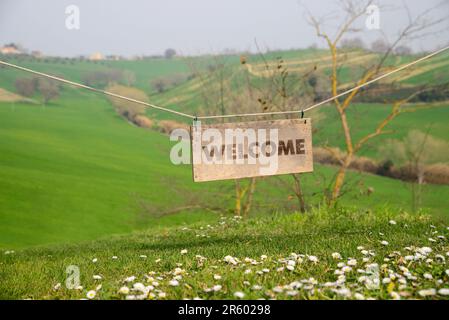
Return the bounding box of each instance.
[15,78,36,97]
[380,130,449,212]
[37,78,59,104]
[307,0,449,202]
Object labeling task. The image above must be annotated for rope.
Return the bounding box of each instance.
[0,60,195,119]
[1,44,448,121]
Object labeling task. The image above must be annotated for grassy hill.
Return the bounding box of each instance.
[1,206,448,300]
[1,49,449,251]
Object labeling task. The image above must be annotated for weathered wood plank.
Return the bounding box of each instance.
[191,119,313,182]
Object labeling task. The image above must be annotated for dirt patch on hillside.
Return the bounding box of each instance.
[0,87,34,103]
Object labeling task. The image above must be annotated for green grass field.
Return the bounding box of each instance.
[1,207,448,300]
[1,49,449,299]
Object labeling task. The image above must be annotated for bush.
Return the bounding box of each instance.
[15,78,36,97]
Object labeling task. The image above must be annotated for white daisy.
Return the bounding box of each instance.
[53,283,61,290]
[438,288,449,296]
[93,275,102,280]
[234,291,245,299]
[180,249,188,255]
[118,286,129,294]
[380,240,389,246]
[332,252,342,260]
[214,274,222,280]
[213,285,222,292]
[86,290,96,299]
[418,289,436,297]
[112,256,118,260]
[308,255,318,263]
[390,292,401,300]
[124,276,136,283]
[286,290,298,296]
[260,255,268,260]
[169,280,179,286]
[424,273,433,280]
[354,293,365,300]
[389,220,397,225]
[92,258,98,263]
[348,259,357,266]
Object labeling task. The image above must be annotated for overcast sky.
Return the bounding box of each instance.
[0,0,448,57]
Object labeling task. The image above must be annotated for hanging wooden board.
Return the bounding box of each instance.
[191,118,313,182]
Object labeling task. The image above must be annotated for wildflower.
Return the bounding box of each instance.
[133,283,145,291]
[124,276,136,283]
[213,285,222,292]
[96,284,102,291]
[428,238,436,243]
[234,292,245,299]
[224,255,238,265]
[112,256,118,260]
[287,260,296,266]
[389,220,397,225]
[382,278,391,284]
[243,281,250,286]
[181,249,188,255]
[86,290,96,299]
[438,288,449,296]
[354,293,365,300]
[252,285,262,290]
[92,258,98,263]
[140,255,147,259]
[262,268,270,273]
[286,290,298,296]
[214,274,222,280]
[332,252,342,260]
[390,292,401,300]
[418,289,436,297]
[244,269,252,274]
[93,275,102,280]
[286,265,295,271]
[158,292,167,298]
[348,259,357,266]
[424,273,433,280]
[419,247,432,255]
[169,280,179,287]
[334,288,351,298]
[361,250,369,256]
[173,267,184,275]
[273,286,283,293]
[53,283,61,290]
[308,255,318,263]
[381,241,389,246]
[260,255,268,260]
[445,270,449,276]
[337,262,345,268]
[342,266,352,273]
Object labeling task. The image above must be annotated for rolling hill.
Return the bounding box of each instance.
[0,49,449,250]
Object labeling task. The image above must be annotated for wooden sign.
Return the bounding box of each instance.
[191,119,313,182]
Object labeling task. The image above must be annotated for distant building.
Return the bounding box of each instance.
[89,52,104,61]
[0,44,21,55]
[31,50,43,58]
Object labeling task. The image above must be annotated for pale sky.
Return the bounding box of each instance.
[0,0,448,57]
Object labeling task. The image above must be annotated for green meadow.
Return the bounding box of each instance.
[1,50,449,249]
